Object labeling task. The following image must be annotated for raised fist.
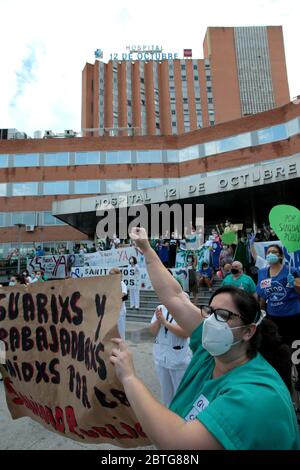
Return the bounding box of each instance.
[129,227,150,253]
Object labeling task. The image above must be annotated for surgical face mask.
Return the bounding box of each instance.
[266,253,280,264]
[202,314,246,356]
[202,310,266,357]
[231,268,239,275]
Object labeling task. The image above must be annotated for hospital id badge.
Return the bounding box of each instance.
[260,278,272,289]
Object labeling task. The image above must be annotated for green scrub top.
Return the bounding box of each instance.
[169,323,300,450]
[221,273,256,294]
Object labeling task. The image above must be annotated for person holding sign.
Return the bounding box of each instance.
[256,244,300,391]
[110,227,300,450]
[109,267,128,340]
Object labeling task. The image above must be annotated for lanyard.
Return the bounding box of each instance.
[164,311,174,336]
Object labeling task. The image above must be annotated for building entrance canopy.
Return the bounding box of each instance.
[52,155,300,237]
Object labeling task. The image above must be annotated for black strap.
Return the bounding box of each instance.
[164,310,174,336]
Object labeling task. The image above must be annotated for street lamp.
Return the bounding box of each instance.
[14,223,25,274]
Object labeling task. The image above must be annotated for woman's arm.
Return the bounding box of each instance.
[163,322,189,339]
[130,228,202,336]
[110,339,223,450]
[258,296,266,310]
[149,319,161,337]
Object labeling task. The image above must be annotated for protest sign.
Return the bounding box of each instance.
[269,205,300,253]
[27,255,84,279]
[0,277,149,447]
[84,247,140,268]
[71,266,137,287]
[221,231,237,245]
[185,233,202,251]
[175,247,210,270]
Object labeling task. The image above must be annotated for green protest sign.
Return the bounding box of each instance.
[269,205,300,253]
[221,231,237,245]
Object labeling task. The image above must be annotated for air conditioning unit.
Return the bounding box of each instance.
[25,225,35,232]
[64,129,76,137]
[44,130,55,138]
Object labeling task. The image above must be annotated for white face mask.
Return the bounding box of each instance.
[202,311,266,356]
[202,315,244,356]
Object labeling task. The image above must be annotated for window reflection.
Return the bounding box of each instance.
[44,153,69,166]
[0,154,8,168]
[13,182,38,196]
[106,151,131,164]
[204,141,218,156]
[179,145,201,161]
[106,180,132,192]
[11,212,36,225]
[218,133,251,153]
[43,211,65,225]
[136,150,162,163]
[14,154,39,167]
[167,150,179,162]
[43,181,69,195]
[257,124,287,144]
[287,118,299,137]
[75,152,100,165]
[137,179,163,189]
[74,180,100,194]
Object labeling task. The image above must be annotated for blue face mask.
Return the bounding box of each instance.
[266,253,280,264]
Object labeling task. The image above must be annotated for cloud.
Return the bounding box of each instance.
[0,0,299,136]
[10,46,39,108]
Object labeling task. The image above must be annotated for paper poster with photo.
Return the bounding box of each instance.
[0,277,149,447]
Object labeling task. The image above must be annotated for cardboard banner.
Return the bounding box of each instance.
[254,241,300,270]
[27,255,84,279]
[0,277,149,447]
[71,266,137,287]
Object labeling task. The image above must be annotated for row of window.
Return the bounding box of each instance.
[0,240,92,257]
[0,118,299,169]
[0,211,66,227]
[0,178,166,197]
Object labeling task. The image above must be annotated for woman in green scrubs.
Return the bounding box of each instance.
[110,228,300,450]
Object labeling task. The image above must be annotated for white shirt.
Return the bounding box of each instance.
[151,305,191,369]
[120,280,127,317]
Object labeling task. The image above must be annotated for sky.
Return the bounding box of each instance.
[0,0,299,136]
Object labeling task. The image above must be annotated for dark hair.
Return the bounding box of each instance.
[209,286,292,391]
[267,244,284,260]
[17,274,27,285]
